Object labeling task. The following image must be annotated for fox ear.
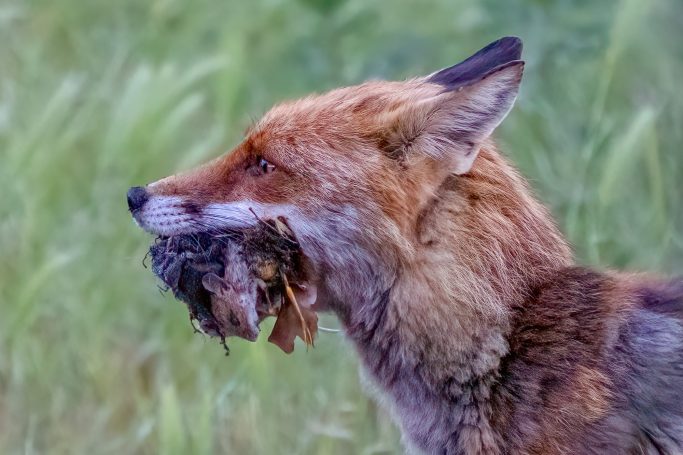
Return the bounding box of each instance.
[428,36,522,90]
[382,38,524,174]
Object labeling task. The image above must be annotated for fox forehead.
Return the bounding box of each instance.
[259,80,430,127]
[252,79,439,151]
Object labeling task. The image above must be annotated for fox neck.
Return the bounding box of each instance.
[320,146,573,452]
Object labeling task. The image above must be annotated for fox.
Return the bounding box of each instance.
[128,37,683,454]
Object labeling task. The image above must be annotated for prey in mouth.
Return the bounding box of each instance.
[131,186,318,354]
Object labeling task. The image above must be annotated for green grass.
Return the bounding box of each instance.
[1,0,682,453]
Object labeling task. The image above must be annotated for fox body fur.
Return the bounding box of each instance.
[129,37,683,454]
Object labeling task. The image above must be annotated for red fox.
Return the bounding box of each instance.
[128,37,683,454]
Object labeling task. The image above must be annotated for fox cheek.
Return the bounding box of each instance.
[283,207,398,309]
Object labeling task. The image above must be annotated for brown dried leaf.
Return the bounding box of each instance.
[268,278,318,353]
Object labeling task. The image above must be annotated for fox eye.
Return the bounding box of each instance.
[259,158,274,174]
[250,156,275,176]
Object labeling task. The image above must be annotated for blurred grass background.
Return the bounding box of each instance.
[1,0,682,453]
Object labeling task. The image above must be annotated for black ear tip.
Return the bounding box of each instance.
[483,36,523,61]
[498,36,523,47]
[497,36,523,58]
[428,36,525,89]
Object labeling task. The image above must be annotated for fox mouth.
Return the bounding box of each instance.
[147,219,318,353]
[130,194,278,238]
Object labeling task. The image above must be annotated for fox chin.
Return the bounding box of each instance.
[128,37,683,454]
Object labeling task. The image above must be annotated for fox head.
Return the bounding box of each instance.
[129,37,567,319]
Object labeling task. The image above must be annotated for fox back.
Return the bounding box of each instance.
[128,37,683,454]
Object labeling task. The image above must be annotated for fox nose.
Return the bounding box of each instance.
[127,186,149,212]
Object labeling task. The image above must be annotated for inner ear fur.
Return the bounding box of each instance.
[381,61,524,174]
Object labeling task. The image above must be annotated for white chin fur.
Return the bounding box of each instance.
[133,197,293,236]
[200,202,267,231]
